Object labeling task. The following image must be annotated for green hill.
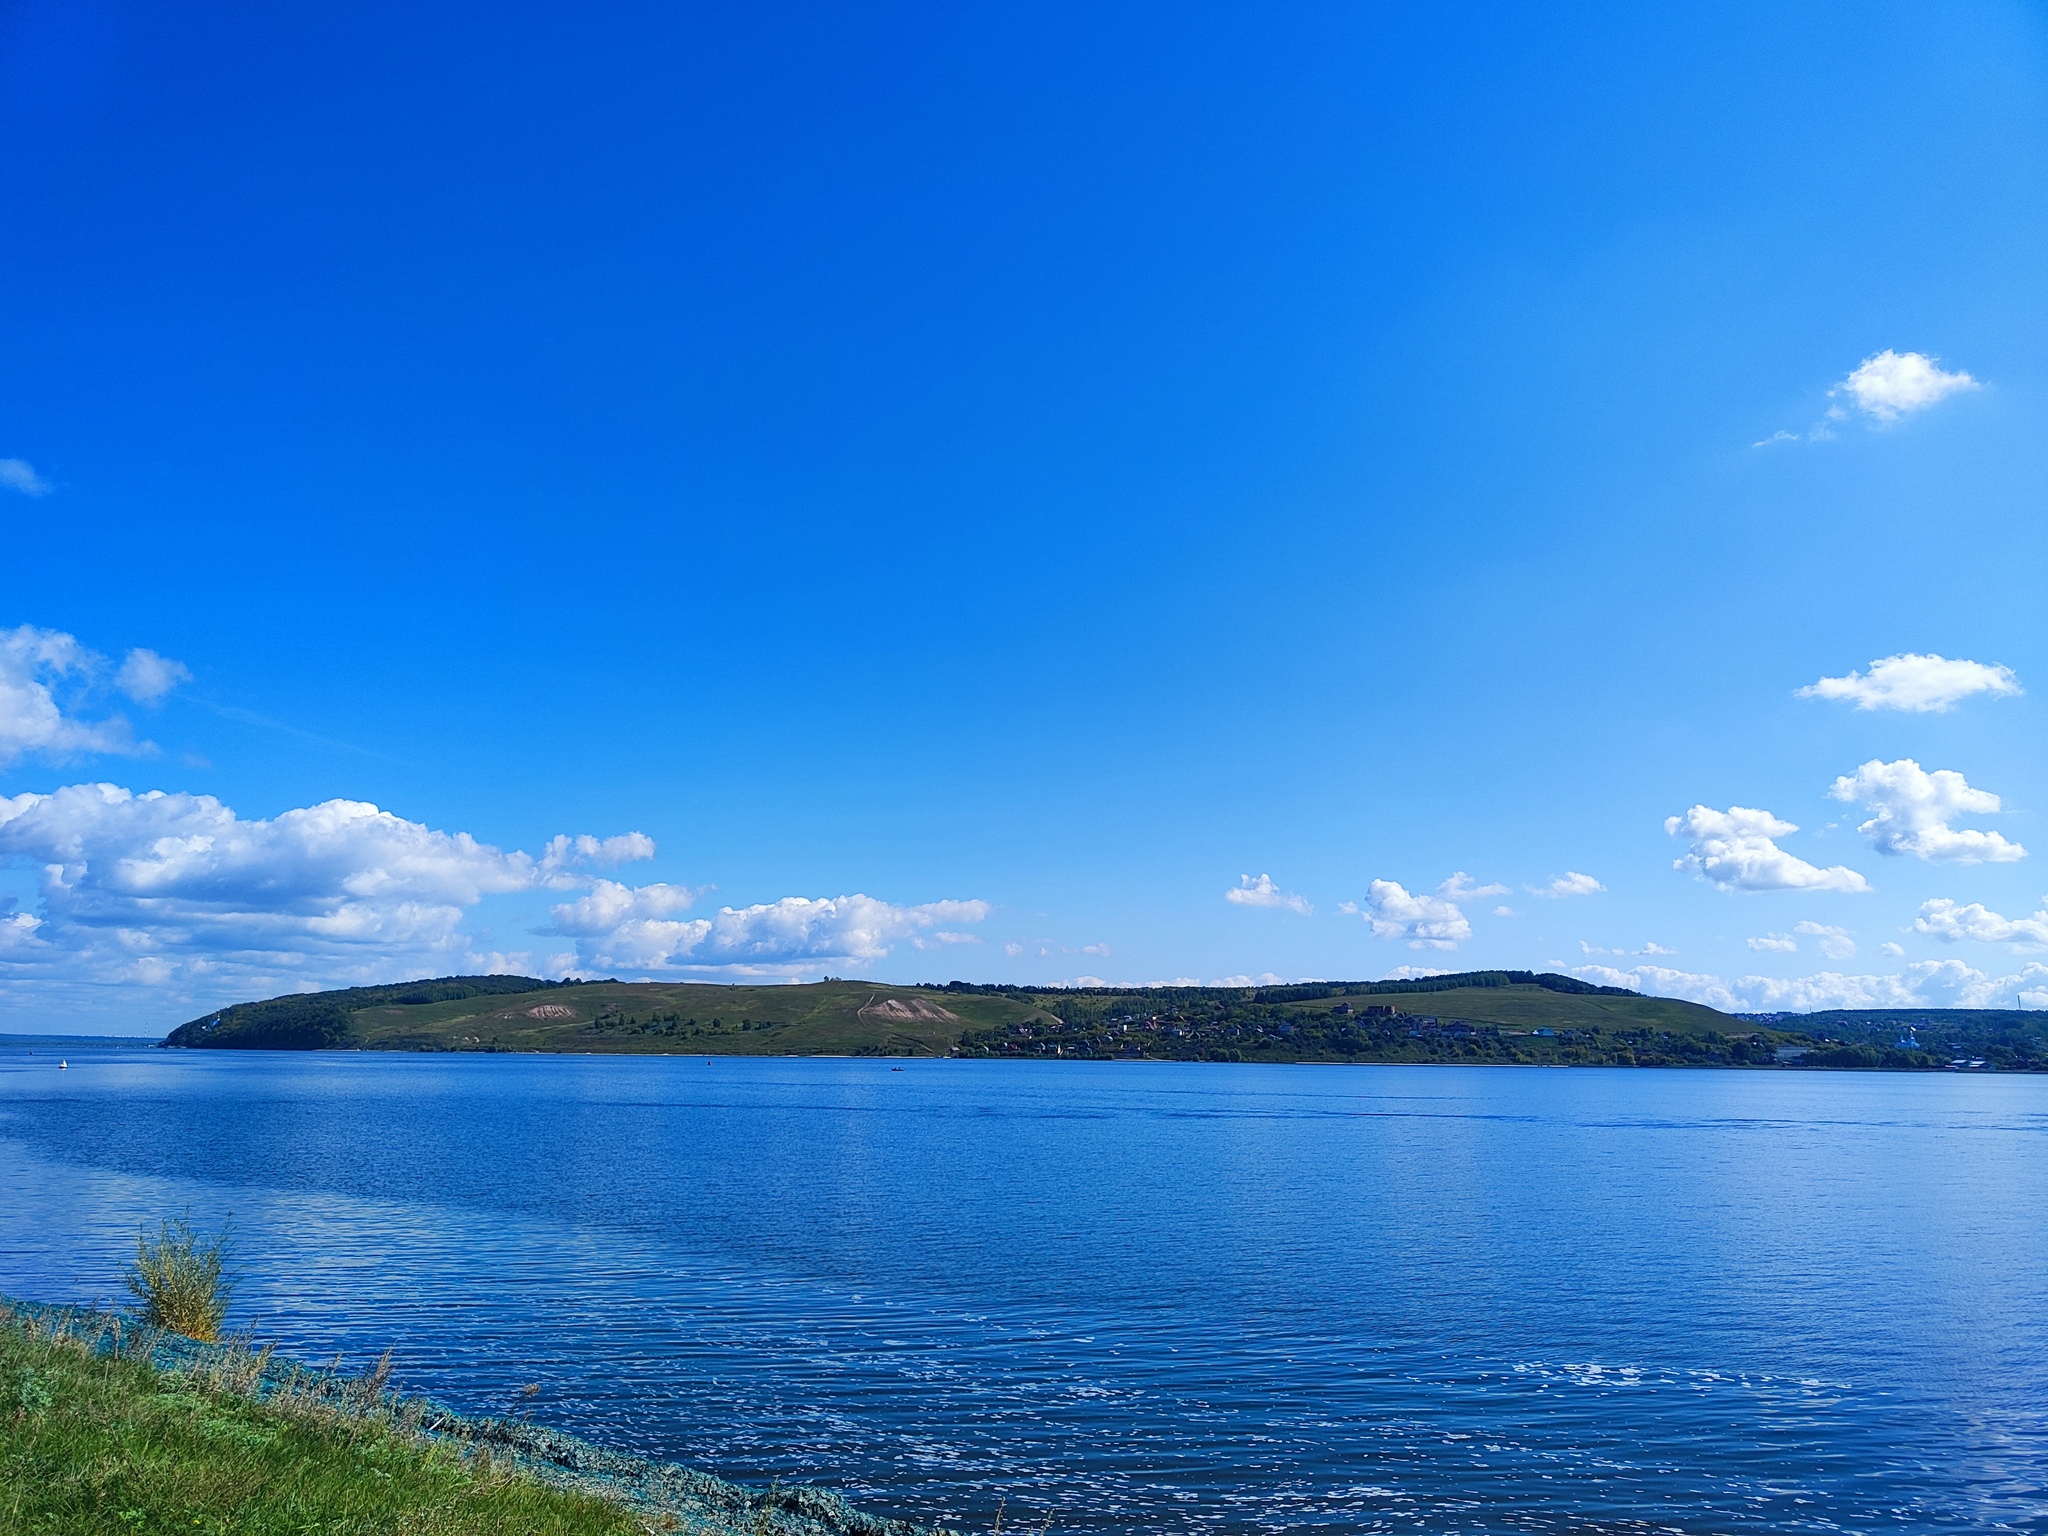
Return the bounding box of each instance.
[163,969,1765,1063]
[163,976,1051,1056]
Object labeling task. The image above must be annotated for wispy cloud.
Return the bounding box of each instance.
[1666,805,1868,893]
[0,459,52,496]
[1795,920,1855,960]
[1438,872,1508,900]
[1225,873,1312,915]
[1829,759,2024,864]
[1798,653,2020,713]
[115,649,192,704]
[1526,871,1604,899]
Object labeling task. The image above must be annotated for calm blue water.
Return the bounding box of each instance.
[2,1042,2044,1534]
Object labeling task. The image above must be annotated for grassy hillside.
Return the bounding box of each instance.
[160,971,2043,1069]
[166,977,1052,1056]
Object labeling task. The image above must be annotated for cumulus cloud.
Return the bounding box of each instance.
[1638,941,1675,956]
[0,459,51,496]
[1383,965,1452,980]
[1914,897,2048,949]
[1665,805,1869,893]
[1828,759,2023,864]
[1527,871,1604,899]
[1835,350,1979,423]
[1438,872,1509,900]
[1794,920,1856,960]
[1748,933,1799,953]
[1798,653,2021,713]
[1346,880,1471,950]
[1225,873,1312,915]
[545,886,991,976]
[0,781,654,997]
[1574,959,2048,1013]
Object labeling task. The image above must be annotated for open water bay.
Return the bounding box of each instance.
[2,1044,2044,1533]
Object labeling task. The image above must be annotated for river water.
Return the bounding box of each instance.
[2,1040,2043,1533]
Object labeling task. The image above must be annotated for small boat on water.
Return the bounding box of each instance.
[57,1060,67,1070]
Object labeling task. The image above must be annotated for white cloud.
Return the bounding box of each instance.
[1575,958,2048,1013]
[1798,653,2021,713]
[114,649,192,704]
[0,781,653,999]
[1881,941,1905,957]
[1913,897,2048,949]
[0,459,51,496]
[1493,905,1517,918]
[1828,759,2024,864]
[1003,941,1024,957]
[1383,965,1452,980]
[1665,805,1869,893]
[537,832,658,873]
[1527,871,1604,899]
[1438,872,1509,900]
[1350,879,1471,950]
[1209,972,1290,987]
[1747,933,1799,953]
[1835,350,1979,423]
[1225,873,1311,915]
[1794,920,1856,960]
[545,886,991,976]
[1637,941,1675,956]
[0,626,155,766]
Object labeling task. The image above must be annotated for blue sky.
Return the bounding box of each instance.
[2,1,2044,1031]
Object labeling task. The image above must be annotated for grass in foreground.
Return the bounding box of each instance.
[0,1311,643,1536]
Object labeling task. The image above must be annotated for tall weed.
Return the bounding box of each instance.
[124,1215,232,1341]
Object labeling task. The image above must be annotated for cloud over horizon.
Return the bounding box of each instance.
[0,781,655,1000]
[1575,958,2048,1013]
[546,886,992,975]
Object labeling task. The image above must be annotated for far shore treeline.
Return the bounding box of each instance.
[159,973,2048,1071]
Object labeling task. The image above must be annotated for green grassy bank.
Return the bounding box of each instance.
[0,1302,942,1536]
[0,1308,638,1535]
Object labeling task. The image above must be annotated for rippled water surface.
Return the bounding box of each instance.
[3,1042,2044,1533]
